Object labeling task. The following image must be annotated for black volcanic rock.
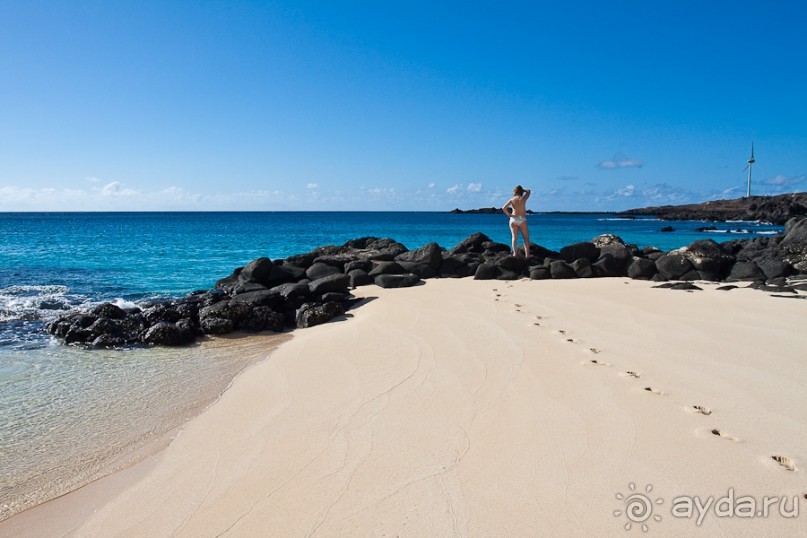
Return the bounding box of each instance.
[559,242,599,263]
[627,257,657,280]
[726,261,766,282]
[655,251,694,280]
[374,273,421,288]
[550,260,577,279]
[45,225,806,349]
[395,242,443,269]
[305,262,342,281]
[450,233,492,255]
[474,263,497,280]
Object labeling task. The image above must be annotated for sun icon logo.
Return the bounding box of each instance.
[614,482,664,532]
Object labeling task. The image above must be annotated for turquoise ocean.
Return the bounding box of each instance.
[0,211,782,519]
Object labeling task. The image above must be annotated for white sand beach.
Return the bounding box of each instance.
[3,278,806,537]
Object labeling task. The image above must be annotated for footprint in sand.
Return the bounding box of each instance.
[622,371,641,378]
[588,347,602,354]
[535,315,543,320]
[710,428,738,441]
[691,405,712,416]
[644,386,664,395]
[771,455,797,471]
[557,329,567,335]
[588,359,610,366]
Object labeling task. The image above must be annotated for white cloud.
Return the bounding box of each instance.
[100,181,139,197]
[427,182,436,189]
[466,182,482,192]
[762,174,805,186]
[598,153,644,170]
[306,183,318,189]
[446,184,461,194]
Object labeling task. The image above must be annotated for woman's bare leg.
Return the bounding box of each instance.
[510,222,519,255]
[521,223,530,257]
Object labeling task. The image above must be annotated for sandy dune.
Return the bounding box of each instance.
[3,278,806,537]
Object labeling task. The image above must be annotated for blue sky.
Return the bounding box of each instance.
[1,1,805,211]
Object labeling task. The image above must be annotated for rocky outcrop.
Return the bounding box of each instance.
[46,217,807,348]
[622,193,807,225]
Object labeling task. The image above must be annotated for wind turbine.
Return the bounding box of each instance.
[743,142,756,199]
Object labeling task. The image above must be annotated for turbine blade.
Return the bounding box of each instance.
[742,165,749,172]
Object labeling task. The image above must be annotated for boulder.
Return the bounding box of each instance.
[368,261,408,276]
[143,321,197,346]
[397,261,438,279]
[680,239,735,280]
[347,269,373,287]
[559,242,599,263]
[627,257,657,280]
[231,282,269,295]
[756,259,792,280]
[282,252,318,269]
[529,267,551,280]
[597,242,632,273]
[308,274,351,295]
[450,233,492,255]
[571,258,594,278]
[439,254,477,278]
[344,260,372,273]
[395,242,443,269]
[239,257,275,285]
[91,303,128,320]
[296,301,345,329]
[780,217,807,265]
[238,307,285,332]
[655,251,695,280]
[495,269,521,280]
[474,263,497,280]
[549,260,577,279]
[592,254,624,277]
[726,261,766,282]
[374,273,421,288]
[229,289,285,309]
[200,315,234,335]
[143,303,182,324]
[495,255,528,273]
[268,282,311,300]
[591,234,626,247]
[481,241,511,254]
[305,262,342,281]
[528,244,561,261]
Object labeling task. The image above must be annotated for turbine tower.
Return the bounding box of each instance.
[744,142,756,199]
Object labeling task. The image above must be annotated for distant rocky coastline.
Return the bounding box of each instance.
[46,217,807,348]
[622,192,807,225]
[449,207,535,214]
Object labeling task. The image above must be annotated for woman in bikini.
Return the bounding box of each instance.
[502,185,532,257]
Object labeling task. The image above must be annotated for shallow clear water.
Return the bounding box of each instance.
[0,211,783,520]
[0,334,288,520]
